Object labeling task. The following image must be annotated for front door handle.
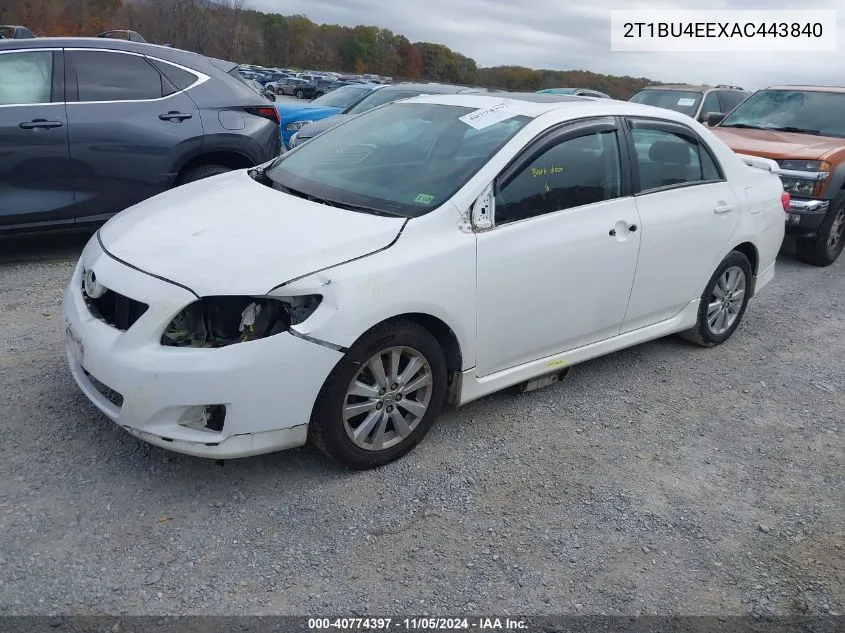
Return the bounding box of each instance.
[714,202,734,214]
[609,224,638,237]
[159,111,192,121]
[19,119,63,130]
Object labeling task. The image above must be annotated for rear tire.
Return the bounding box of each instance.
[679,250,752,347]
[309,320,448,470]
[176,164,231,186]
[795,202,845,266]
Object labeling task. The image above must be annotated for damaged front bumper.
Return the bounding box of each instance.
[62,236,344,459]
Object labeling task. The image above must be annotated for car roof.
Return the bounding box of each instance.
[639,84,745,92]
[400,92,703,123]
[766,84,845,93]
[379,82,479,94]
[0,36,234,72]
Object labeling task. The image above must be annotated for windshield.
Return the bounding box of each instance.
[310,85,372,108]
[345,88,428,115]
[629,89,702,116]
[265,101,531,217]
[719,89,845,138]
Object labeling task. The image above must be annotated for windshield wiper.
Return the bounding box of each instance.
[271,183,406,218]
[719,123,769,130]
[766,126,822,136]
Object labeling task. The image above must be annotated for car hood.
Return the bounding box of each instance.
[274,103,341,124]
[98,170,406,297]
[296,113,354,139]
[710,127,845,161]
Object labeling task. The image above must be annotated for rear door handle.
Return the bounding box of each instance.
[159,111,192,121]
[19,119,63,130]
[714,202,734,214]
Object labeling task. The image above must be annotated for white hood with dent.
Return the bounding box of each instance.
[98,170,405,297]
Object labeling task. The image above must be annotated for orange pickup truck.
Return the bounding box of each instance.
[708,85,845,266]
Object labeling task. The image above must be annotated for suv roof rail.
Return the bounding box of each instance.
[715,84,745,90]
[96,30,148,43]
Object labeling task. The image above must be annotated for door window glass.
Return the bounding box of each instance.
[75,51,164,102]
[0,51,53,105]
[631,127,723,191]
[495,130,622,224]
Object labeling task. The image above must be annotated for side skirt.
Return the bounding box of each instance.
[454,299,701,406]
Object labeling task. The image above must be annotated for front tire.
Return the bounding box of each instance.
[795,202,845,266]
[679,250,752,347]
[275,87,284,95]
[310,320,448,469]
[294,89,304,99]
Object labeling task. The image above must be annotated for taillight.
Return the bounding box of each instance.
[781,191,791,212]
[246,106,280,125]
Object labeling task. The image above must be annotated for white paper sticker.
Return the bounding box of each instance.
[459,102,516,130]
[677,97,696,106]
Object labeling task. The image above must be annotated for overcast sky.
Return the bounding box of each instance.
[247,0,842,90]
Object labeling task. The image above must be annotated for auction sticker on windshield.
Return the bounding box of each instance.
[459,102,517,130]
[677,97,696,106]
[414,193,435,204]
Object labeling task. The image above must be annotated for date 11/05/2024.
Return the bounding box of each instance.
[307,617,528,630]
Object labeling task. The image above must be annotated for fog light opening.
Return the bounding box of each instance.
[178,404,227,433]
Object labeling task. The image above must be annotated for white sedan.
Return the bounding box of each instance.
[63,93,788,469]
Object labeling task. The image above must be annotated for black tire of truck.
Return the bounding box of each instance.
[796,201,845,266]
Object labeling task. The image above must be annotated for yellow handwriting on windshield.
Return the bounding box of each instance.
[532,165,564,178]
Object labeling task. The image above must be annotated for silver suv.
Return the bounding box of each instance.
[629,84,750,125]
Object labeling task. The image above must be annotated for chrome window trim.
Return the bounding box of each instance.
[0,48,61,108]
[64,48,210,105]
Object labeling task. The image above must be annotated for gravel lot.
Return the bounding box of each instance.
[0,230,842,617]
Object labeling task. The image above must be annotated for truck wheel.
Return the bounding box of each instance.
[796,202,845,266]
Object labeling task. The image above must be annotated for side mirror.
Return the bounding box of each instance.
[704,111,725,126]
[471,184,494,230]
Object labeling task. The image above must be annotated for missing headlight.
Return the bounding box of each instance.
[161,295,322,348]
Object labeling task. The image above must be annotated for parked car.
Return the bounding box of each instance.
[0,25,36,38]
[298,78,357,100]
[0,37,280,233]
[537,87,612,99]
[275,83,379,149]
[629,84,750,126]
[709,85,845,266]
[96,30,148,43]
[287,82,484,148]
[266,76,309,97]
[63,94,786,468]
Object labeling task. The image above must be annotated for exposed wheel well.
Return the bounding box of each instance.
[383,313,462,374]
[176,151,255,183]
[732,241,758,275]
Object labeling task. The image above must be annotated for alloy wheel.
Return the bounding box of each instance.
[827,208,845,252]
[707,265,746,335]
[342,346,433,451]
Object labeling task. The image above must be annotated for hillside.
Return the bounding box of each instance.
[1,0,659,97]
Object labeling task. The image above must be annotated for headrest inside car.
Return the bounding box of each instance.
[649,140,692,166]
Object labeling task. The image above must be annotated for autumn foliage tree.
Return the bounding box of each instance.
[2,0,659,97]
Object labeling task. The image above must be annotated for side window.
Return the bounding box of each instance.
[148,58,198,92]
[701,91,721,118]
[717,90,746,113]
[630,126,722,191]
[0,51,53,105]
[495,130,622,225]
[74,50,165,102]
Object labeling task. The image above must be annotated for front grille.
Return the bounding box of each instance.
[82,280,149,331]
[83,369,124,409]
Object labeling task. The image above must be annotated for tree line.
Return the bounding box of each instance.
[1,0,660,98]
